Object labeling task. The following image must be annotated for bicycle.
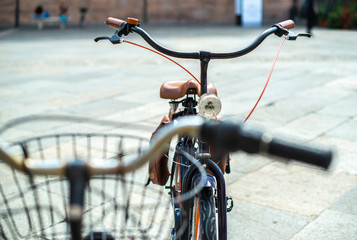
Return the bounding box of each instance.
[0,116,332,240]
[94,17,316,239]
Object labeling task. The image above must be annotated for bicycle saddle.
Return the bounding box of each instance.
[160,80,217,99]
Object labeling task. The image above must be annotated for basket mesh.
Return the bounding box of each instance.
[0,133,184,240]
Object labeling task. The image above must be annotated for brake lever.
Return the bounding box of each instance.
[94,30,123,44]
[286,31,312,40]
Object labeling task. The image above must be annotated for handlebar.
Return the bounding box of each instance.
[96,17,309,60]
[199,120,332,169]
[0,117,332,178]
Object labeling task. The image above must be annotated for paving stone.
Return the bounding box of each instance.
[311,135,357,175]
[67,99,141,117]
[103,101,167,124]
[227,201,310,240]
[0,127,35,142]
[103,126,154,139]
[249,86,352,129]
[0,100,24,114]
[291,210,357,240]
[272,112,347,142]
[229,152,272,175]
[225,169,245,185]
[318,93,357,117]
[0,102,60,124]
[324,76,357,91]
[325,118,357,141]
[113,88,159,103]
[227,162,357,216]
[329,184,357,215]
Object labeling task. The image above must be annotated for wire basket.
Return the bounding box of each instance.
[0,132,199,240]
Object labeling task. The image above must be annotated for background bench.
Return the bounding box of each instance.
[36,17,66,30]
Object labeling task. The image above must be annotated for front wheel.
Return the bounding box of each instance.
[193,187,217,240]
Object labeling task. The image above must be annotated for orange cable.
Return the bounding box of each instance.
[195,203,200,240]
[244,37,286,123]
[123,37,286,123]
[123,40,200,84]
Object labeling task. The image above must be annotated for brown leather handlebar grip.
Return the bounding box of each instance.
[277,19,295,29]
[105,17,139,29]
[106,17,126,29]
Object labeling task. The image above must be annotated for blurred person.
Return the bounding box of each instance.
[33,5,49,20]
[306,0,317,34]
[289,0,298,22]
[59,2,69,26]
[33,5,43,19]
[32,5,50,30]
[79,6,88,27]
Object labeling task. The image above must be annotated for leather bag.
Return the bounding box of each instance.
[148,115,171,185]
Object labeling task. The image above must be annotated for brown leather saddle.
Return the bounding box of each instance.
[160,79,218,99]
[149,80,226,186]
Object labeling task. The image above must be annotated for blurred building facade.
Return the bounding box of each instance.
[1,0,297,28]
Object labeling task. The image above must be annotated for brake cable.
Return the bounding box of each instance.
[244,37,286,122]
[123,40,200,84]
[123,37,287,123]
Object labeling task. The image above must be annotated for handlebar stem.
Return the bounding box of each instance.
[199,51,211,95]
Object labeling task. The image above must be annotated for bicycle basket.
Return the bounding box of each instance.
[0,132,202,240]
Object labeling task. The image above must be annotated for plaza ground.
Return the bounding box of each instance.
[1,24,357,239]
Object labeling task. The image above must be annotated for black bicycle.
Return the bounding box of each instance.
[94,17,319,240]
[95,17,330,239]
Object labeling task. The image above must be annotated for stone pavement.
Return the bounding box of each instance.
[0,24,357,239]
